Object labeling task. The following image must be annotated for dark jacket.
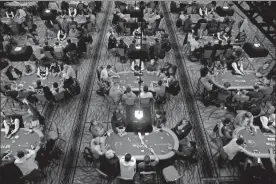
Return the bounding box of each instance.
[171,119,192,140]
[99,155,120,179]
[5,67,22,81]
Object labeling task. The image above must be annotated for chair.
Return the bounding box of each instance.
[116,176,134,183]
[47,121,66,144]
[140,98,151,106]
[117,48,125,57]
[217,23,227,32]
[54,91,66,102]
[125,98,135,106]
[162,166,184,183]
[44,51,55,60]
[202,49,213,60]
[224,48,234,58]
[140,171,157,183]
[83,146,95,165]
[20,169,46,184]
[214,49,225,60]
[96,169,111,184]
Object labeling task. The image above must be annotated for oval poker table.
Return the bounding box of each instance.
[114,71,161,91]
[233,127,276,158]
[105,128,179,160]
[215,70,261,90]
[1,128,44,154]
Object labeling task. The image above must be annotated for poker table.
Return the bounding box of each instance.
[0,128,43,155]
[15,74,62,90]
[233,127,276,158]
[57,15,87,24]
[118,36,156,46]
[114,71,161,91]
[40,37,78,47]
[215,70,260,90]
[4,1,37,8]
[105,128,179,160]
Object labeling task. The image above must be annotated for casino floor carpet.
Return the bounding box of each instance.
[1,1,275,184]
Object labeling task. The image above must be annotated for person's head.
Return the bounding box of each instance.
[67,39,71,44]
[253,85,260,92]
[150,59,155,65]
[201,14,205,19]
[105,150,115,159]
[93,137,101,145]
[71,17,74,21]
[92,120,98,126]
[36,80,42,87]
[218,40,222,45]
[250,107,261,117]
[143,85,149,92]
[236,137,245,145]
[156,110,163,118]
[16,151,25,159]
[144,155,151,164]
[44,41,48,46]
[188,15,191,19]
[55,42,59,46]
[132,39,136,44]
[158,80,162,86]
[53,82,58,88]
[62,73,69,79]
[222,118,232,126]
[227,39,231,45]
[147,25,152,29]
[224,82,231,88]
[135,59,140,64]
[235,49,243,57]
[106,65,112,71]
[207,41,212,46]
[126,86,132,93]
[200,67,209,77]
[244,112,252,119]
[120,38,123,43]
[195,36,199,41]
[125,153,132,162]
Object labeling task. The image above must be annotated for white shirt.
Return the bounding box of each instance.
[100,68,108,80]
[120,156,136,179]
[223,138,243,160]
[131,61,144,71]
[32,45,44,60]
[14,150,39,176]
[140,92,153,99]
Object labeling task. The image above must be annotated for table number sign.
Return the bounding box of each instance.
[1,145,11,149]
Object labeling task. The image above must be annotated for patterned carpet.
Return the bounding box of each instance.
[1,1,275,184]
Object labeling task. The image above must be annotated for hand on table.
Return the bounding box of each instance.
[269,148,275,155]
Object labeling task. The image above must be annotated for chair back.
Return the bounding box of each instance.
[140,171,156,175]
[162,166,183,182]
[44,51,54,59]
[83,146,94,163]
[96,168,109,179]
[54,91,65,101]
[117,176,134,181]
[105,94,116,105]
[20,169,45,182]
[35,94,48,103]
[141,98,151,105]
[203,49,213,59]
[186,7,193,14]
[54,51,64,60]
[215,49,225,58]
[217,23,227,32]
[125,98,135,106]
[117,48,125,57]
[224,49,234,58]
[199,23,207,30]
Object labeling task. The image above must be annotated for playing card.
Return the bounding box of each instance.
[161,137,163,139]
[141,150,144,152]
[14,135,19,139]
[12,140,15,143]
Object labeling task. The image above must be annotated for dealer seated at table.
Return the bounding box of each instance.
[1,112,24,139]
[234,111,258,132]
[138,147,159,172]
[157,62,176,78]
[91,136,109,159]
[259,113,276,134]
[111,110,127,136]
[154,111,167,128]
[146,58,159,74]
[131,59,145,71]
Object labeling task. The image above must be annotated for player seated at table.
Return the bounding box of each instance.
[62,73,75,92]
[68,6,77,17]
[152,80,166,97]
[243,85,264,100]
[119,153,137,179]
[43,41,55,59]
[90,120,106,137]
[230,58,245,76]
[90,136,109,159]
[57,29,67,41]
[109,82,125,103]
[37,63,49,79]
[218,118,235,145]
[1,112,24,139]
[64,39,77,55]
[100,65,120,82]
[23,99,46,131]
[144,25,155,36]
[170,141,197,162]
[234,111,257,131]
[111,111,127,135]
[14,144,42,176]
[146,59,159,74]
[157,62,176,78]
[138,147,159,172]
[68,25,80,38]
[131,59,145,71]
[49,62,62,77]
[122,86,137,103]
[140,85,153,99]
[133,26,144,38]
[258,113,276,134]
[51,82,65,96]
[171,118,192,140]
[219,137,246,166]
[154,110,167,128]
[99,150,120,180]
[4,66,22,81]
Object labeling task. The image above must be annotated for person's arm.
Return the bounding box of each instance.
[269,148,276,172]
[149,147,159,163]
[240,63,244,73]
[57,30,61,40]
[111,119,119,134]
[90,126,99,137]
[231,62,243,75]
[141,62,145,71]
[3,120,10,136]
[8,118,20,137]
[37,67,42,77]
[209,75,225,89]
[131,61,135,71]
